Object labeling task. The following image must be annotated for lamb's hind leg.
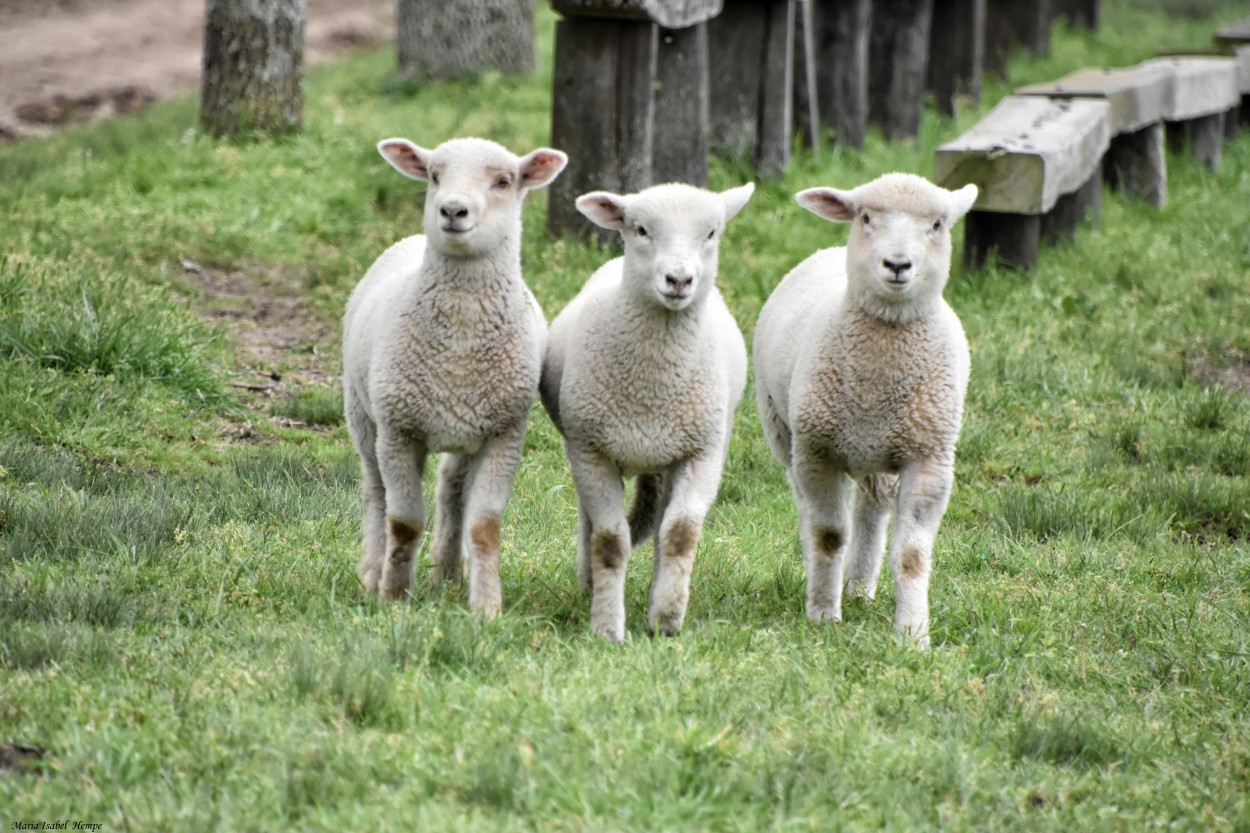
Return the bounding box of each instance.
[889,456,955,649]
[375,428,428,601]
[843,476,895,599]
[355,425,387,592]
[461,426,526,619]
[432,453,471,586]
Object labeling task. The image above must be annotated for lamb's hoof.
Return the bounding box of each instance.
[805,606,842,624]
[358,561,381,596]
[650,617,684,638]
[897,624,931,651]
[470,601,501,620]
[379,581,412,602]
[592,622,625,644]
[843,579,877,600]
[429,565,465,588]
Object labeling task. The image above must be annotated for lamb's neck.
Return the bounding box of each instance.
[845,289,941,329]
[614,290,706,346]
[417,244,523,298]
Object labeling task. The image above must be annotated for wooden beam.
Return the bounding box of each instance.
[553,0,723,27]
[935,95,1110,215]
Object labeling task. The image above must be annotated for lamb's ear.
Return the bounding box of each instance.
[575,191,629,231]
[948,184,979,221]
[796,188,857,223]
[720,182,755,223]
[519,148,569,191]
[378,138,432,182]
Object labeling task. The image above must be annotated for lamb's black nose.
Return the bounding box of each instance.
[665,273,693,292]
[883,257,912,278]
[440,201,469,221]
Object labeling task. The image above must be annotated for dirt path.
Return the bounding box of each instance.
[0,0,394,138]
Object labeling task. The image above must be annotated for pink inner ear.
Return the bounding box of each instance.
[521,151,566,186]
[799,190,856,222]
[380,142,428,179]
[575,194,627,229]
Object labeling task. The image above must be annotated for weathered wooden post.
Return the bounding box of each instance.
[927,0,985,116]
[396,0,535,81]
[807,0,871,148]
[655,23,711,184]
[200,0,307,138]
[868,0,934,139]
[1051,0,1098,30]
[707,0,795,176]
[984,0,1051,78]
[548,0,722,242]
[792,0,822,148]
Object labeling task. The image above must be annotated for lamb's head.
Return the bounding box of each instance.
[796,173,977,320]
[378,137,567,258]
[575,182,754,312]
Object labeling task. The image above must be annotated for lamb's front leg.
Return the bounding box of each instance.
[461,427,526,619]
[889,455,955,649]
[568,447,628,643]
[792,451,852,623]
[375,429,428,601]
[648,456,718,637]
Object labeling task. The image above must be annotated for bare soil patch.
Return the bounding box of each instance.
[0,0,394,138]
[1187,345,1250,397]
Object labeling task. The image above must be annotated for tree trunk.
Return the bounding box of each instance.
[397,0,535,82]
[200,0,306,138]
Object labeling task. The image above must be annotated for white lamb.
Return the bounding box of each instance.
[753,172,978,647]
[342,136,567,614]
[540,182,755,643]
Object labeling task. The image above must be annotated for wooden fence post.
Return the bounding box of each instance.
[655,23,711,185]
[1051,0,1098,30]
[868,0,934,139]
[927,0,985,116]
[984,0,1051,77]
[548,16,657,243]
[708,0,795,177]
[809,0,871,148]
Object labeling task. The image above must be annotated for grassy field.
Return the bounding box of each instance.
[3,1,1249,829]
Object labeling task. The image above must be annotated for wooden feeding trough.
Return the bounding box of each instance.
[935,95,1110,270]
[1017,66,1172,207]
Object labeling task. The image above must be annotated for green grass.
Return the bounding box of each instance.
[3,1,1250,829]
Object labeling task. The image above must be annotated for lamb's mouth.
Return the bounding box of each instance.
[440,223,474,235]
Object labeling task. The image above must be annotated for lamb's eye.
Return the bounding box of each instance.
[494,177,511,190]
[861,211,871,225]
[637,225,648,238]
[932,218,943,232]
[707,229,716,241]
[430,172,440,185]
